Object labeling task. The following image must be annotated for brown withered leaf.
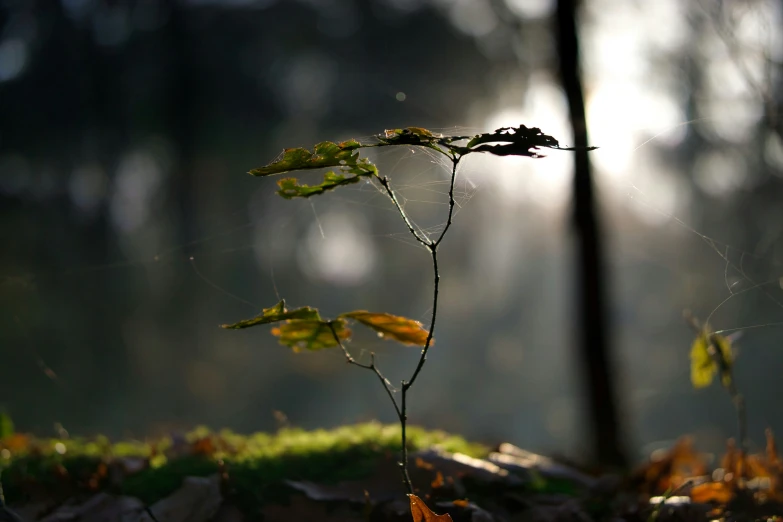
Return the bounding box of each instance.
[0,433,30,453]
[340,311,431,346]
[634,436,708,493]
[690,482,733,504]
[408,494,452,522]
[191,437,216,457]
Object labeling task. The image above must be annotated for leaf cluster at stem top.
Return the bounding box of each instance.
[247,125,590,200]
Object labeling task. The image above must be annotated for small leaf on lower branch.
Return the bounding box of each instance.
[340,311,431,346]
[272,319,351,352]
[220,300,321,329]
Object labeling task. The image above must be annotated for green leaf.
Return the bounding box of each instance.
[277,172,364,199]
[340,310,431,346]
[220,300,320,329]
[378,127,439,145]
[250,140,363,176]
[690,329,733,389]
[0,411,14,439]
[251,140,378,199]
[272,319,351,352]
[462,125,593,158]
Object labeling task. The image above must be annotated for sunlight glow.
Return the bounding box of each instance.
[477,75,572,209]
[297,209,377,286]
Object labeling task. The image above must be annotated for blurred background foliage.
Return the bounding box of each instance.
[1,0,783,462]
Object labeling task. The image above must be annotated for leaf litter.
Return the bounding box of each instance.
[4,423,783,521]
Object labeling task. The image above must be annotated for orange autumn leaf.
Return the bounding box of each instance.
[416,457,434,470]
[191,437,216,456]
[746,454,774,479]
[452,499,469,508]
[340,311,431,346]
[0,433,29,453]
[636,436,708,493]
[409,494,453,522]
[690,482,734,504]
[431,471,444,489]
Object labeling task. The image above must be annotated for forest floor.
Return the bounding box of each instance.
[1,422,782,522]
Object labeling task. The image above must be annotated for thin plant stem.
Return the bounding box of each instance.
[327,323,403,424]
[377,176,430,247]
[377,154,459,493]
[709,333,747,454]
[433,157,460,248]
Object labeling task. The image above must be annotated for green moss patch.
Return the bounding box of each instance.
[1,422,487,510]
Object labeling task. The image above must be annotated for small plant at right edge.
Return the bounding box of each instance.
[684,310,746,452]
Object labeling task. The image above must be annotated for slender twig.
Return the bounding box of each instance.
[433,158,460,248]
[376,152,459,493]
[144,506,161,522]
[327,323,402,421]
[376,176,431,247]
[708,332,747,454]
[404,251,439,390]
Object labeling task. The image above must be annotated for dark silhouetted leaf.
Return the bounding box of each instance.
[340,311,431,346]
[220,300,320,330]
[272,319,351,352]
[250,140,363,176]
[408,494,452,522]
[462,125,591,158]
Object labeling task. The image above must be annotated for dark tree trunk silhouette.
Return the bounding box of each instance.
[555,0,627,468]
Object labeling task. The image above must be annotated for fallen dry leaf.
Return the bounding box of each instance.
[690,482,733,504]
[409,494,452,522]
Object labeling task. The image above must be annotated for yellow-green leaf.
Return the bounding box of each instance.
[272,319,351,352]
[250,140,363,176]
[220,300,320,329]
[340,310,431,346]
[276,172,364,199]
[690,328,733,389]
[250,140,378,199]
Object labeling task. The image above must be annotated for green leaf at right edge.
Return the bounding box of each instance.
[690,329,733,389]
[220,300,320,329]
[340,310,431,346]
[272,319,351,352]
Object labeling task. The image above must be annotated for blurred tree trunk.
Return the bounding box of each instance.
[554,0,627,468]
